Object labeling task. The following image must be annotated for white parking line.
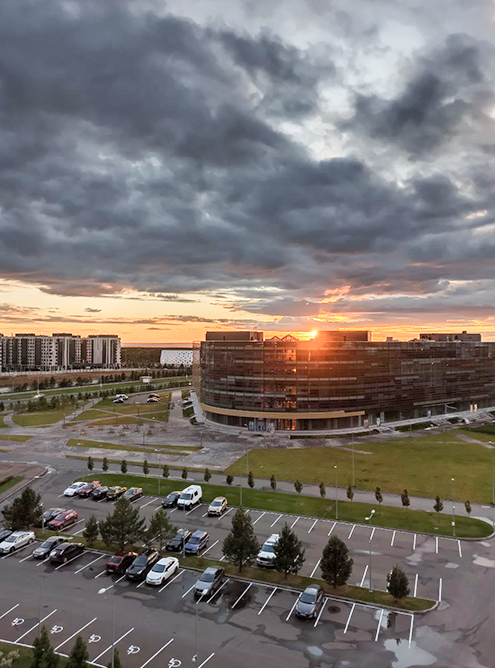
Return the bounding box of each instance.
[210,578,229,601]
[36,557,50,567]
[54,552,87,570]
[64,519,85,532]
[348,525,356,539]
[169,508,177,514]
[413,534,417,550]
[17,609,57,642]
[159,569,184,592]
[139,638,174,668]
[73,529,86,536]
[308,519,318,534]
[310,559,321,578]
[253,512,266,525]
[413,573,418,597]
[313,598,328,628]
[231,582,253,609]
[93,627,134,663]
[369,527,375,542]
[328,522,337,537]
[344,603,356,633]
[139,498,157,509]
[290,517,300,530]
[136,579,147,589]
[187,504,203,516]
[359,564,369,587]
[94,570,107,579]
[202,511,208,517]
[438,578,442,602]
[458,540,462,558]
[0,604,19,620]
[435,536,439,554]
[198,653,215,668]
[270,514,282,528]
[286,594,302,621]
[219,508,233,520]
[19,552,35,563]
[408,614,414,648]
[258,587,277,615]
[2,543,36,559]
[75,555,104,574]
[391,531,396,547]
[182,583,196,598]
[202,540,219,556]
[116,574,126,583]
[55,617,98,651]
[374,609,384,641]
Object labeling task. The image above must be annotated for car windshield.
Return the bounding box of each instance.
[262,544,275,554]
[189,536,200,544]
[41,539,56,548]
[300,591,317,604]
[133,555,147,566]
[152,564,166,573]
[181,494,192,500]
[4,536,16,543]
[53,514,66,521]
[200,571,215,582]
[109,556,122,564]
[211,501,222,506]
[69,485,78,490]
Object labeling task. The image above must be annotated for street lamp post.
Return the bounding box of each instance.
[490,443,494,506]
[98,587,115,668]
[365,509,375,592]
[451,477,456,537]
[334,465,338,520]
[351,438,355,488]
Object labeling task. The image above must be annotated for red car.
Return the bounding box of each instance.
[48,509,78,530]
[106,552,138,575]
[78,481,101,498]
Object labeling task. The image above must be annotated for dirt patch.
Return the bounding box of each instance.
[0,462,46,501]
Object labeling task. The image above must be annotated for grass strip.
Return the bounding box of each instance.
[79,473,492,538]
[12,405,82,427]
[66,454,206,472]
[0,641,39,668]
[0,434,32,441]
[67,437,199,451]
[0,415,8,428]
[66,439,191,457]
[0,475,23,495]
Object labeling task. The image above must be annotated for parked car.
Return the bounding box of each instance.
[177,485,202,511]
[106,486,127,501]
[106,552,138,575]
[92,486,109,500]
[126,550,160,581]
[194,567,225,598]
[0,531,35,554]
[32,536,66,560]
[146,397,159,403]
[48,509,78,530]
[295,585,325,619]
[166,529,192,552]
[63,482,86,497]
[115,394,128,401]
[37,508,63,527]
[123,488,143,502]
[256,534,279,568]
[78,481,101,498]
[0,529,12,542]
[49,542,85,564]
[113,398,125,404]
[146,557,179,586]
[162,491,181,509]
[184,530,209,555]
[207,497,228,516]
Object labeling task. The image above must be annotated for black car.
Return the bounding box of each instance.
[32,536,66,559]
[295,585,325,619]
[37,508,63,528]
[123,488,143,502]
[125,549,160,581]
[166,529,192,552]
[92,486,109,501]
[0,529,12,542]
[49,542,85,564]
[162,492,181,509]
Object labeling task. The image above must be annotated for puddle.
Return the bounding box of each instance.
[384,639,436,667]
[444,562,459,569]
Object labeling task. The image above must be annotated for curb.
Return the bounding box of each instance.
[0,466,49,506]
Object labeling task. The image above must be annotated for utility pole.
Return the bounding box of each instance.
[365,509,375,591]
[451,477,456,537]
[334,465,338,520]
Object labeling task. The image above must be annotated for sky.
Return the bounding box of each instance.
[1,0,495,344]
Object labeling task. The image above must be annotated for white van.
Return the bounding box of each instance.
[177,485,202,511]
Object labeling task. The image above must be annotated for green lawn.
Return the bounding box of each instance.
[80,473,492,537]
[0,434,31,441]
[73,397,170,423]
[183,406,194,418]
[0,415,7,428]
[227,432,495,504]
[66,438,192,457]
[12,405,80,426]
[0,641,34,668]
[0,476,23,495]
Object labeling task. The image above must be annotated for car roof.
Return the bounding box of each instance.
[264,534,279,544]
[157,557,175,565]
[212,496,226,502]
[191,530,207,538]
[304,584,322,593]
[203,566,220,576]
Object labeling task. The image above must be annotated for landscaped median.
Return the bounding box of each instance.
[66,438,199,457]
[79,473,493,538]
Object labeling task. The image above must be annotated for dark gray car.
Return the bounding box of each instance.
[295,585,324,618]
[194,567,225,598]
[32,536,66,559]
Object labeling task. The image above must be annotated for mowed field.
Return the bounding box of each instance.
[227,432,495,504]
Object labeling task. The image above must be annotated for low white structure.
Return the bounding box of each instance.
[160,348,193,366]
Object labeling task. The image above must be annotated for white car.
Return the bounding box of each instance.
[146,557,179,586]
[207,497,228,516]
[256,534,279,568]
[63,482,86,497]
[0,531,35,554]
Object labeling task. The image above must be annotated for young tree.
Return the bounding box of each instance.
[2,487,42,530]
[121,459,127,475]
[142,459,149,477]
[319,482,326,499]
[99,498,146,552]
[87,456,94,472]
[273,523,305,578]
[433,496,444,513]
[162,464,169,479]
[387,565,410,601]
[107,649,122,668]
[375,487,383,505]
[181,467,188,480]
[102,457,109,473]
[401,489,410,510]
[66,636,88,668]
[247,471,255,489]
[204,468,212,484]
[270,475,277,491]
[226,474,234,486]
[346,484,354,502]
[146,509,176,554]
[32,626,59,668]
[222,508,260,572]
[465,500,472,515]
[294,480,303,495]
[320,535,353,588]
[83,515,99,547]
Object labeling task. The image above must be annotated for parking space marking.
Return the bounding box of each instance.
[136,580,147,589]
[55,551,88,570]
[369,527,375,542]
[182,583,196,599]
[270,514,282,528]
[19,552,35,563]
[159,569,184,592]
[310,559,321,578]
[413,574,418,597]
[308,520,318,534]
[413,534,417,550]
[438,578,442,602]
[328,522,337,537]
[435,537,439,554]
[73,529,86,536]
[231,582,253,609]
[54,617,98,651]
[348,525,356,539]
[202,510,209,517]
[458,540,462,558]
[408,614,414,648]
[36,557,50,567]
[16,609,57,642]
[252,512,266,525]
[138,637,174,668]
[93,628,134,663]
[290,517,300,530]
[64,519,85,532]
[258,587,277,615]
[94,570,107,579]
[359,564,369,587]
[374,609,384,641]
[2,543,37,560]
[139,498,157,509]
[0,604,19,620]
[75,555,105,574]
[390,531,396,547]
[314,598,328,628]
[219,508,233,520]
[187,504,203,516]
[169,508,177,514]
[209,577,229,602]
[286,594,302,621]
[202,540,219,556]
[344,603,356,633]
[198,652,215,668]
